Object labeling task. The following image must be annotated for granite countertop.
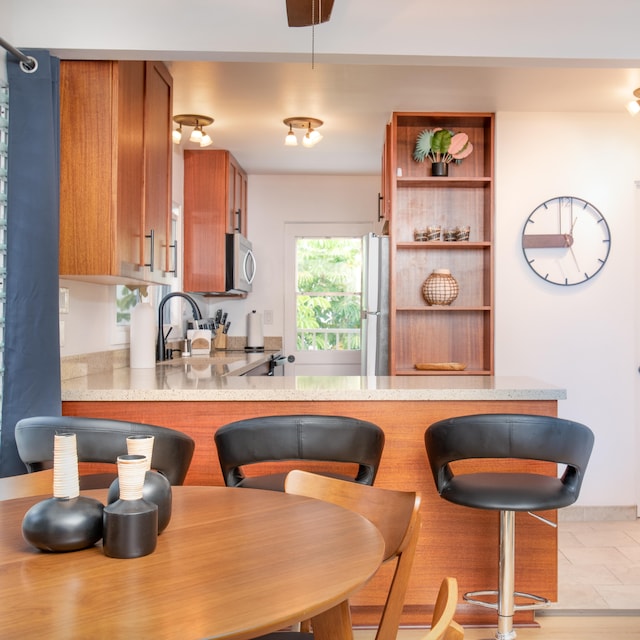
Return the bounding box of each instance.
[61,366,567,402]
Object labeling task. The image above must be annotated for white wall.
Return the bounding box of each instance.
[495,112,640,508]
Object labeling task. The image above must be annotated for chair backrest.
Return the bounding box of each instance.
[15,416,195,485]
[0,469,54,501]
[215,415,385,487]
[422,577,464,640]
[284,469,420,640]
[425,413,594,501]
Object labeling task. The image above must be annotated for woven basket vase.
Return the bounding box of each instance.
[422,269,459,306]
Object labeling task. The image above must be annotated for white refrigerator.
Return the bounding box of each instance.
[361,233,389,376]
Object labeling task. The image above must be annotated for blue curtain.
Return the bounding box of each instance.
[0,50,61,476]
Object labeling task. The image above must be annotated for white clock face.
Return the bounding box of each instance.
[522,196,611,286]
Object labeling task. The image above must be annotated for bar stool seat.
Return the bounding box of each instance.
[425,413,594,640]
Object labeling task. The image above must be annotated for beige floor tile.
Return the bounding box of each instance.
[562,545,630,566]
[559,562,620,585]
[572,530,639,548]
[555,583,610,609]
[608,563,640,585]
[596,584,640,609]
[557,530,582,547]
[620,547,640,563]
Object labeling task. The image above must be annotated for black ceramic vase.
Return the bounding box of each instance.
[107,469,171,534]
[21,431,104,552]
[103,454,158,559]
[106,434,172,533]
[22,495,104,552]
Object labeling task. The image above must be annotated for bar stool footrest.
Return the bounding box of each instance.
[464,589,551,611]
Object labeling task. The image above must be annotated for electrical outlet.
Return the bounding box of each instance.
[264,310,273,325]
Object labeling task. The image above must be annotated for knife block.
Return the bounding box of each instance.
[213,328,227,351]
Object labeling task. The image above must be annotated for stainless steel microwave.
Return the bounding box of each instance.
[225,233,256,294]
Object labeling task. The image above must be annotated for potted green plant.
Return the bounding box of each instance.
[413,128,473,176]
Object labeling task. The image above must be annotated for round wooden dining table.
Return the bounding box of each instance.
[0,485,385,639]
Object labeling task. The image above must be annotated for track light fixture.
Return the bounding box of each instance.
[283,117,324,147]
[626,89,640,116]
[172,114,214,147]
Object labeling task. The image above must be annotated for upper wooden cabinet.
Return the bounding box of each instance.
[183,150,248,294]
[59,60,174,285]
[142,61,175,284]
[388,112,494,376]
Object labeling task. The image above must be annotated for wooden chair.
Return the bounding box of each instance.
[253,469,421,640]
[0,469,54,501]
[421,577,464,640]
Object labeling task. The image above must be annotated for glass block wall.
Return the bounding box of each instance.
[0,80,7,429]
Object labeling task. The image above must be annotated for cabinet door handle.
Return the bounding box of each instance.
[145,228,155,272]
[234,209,241,232]
[378,193,383,221]
[168,240,178,278]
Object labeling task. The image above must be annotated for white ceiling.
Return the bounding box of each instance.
[6,0,640,176]
[168,60,640,175]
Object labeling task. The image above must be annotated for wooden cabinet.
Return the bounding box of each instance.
[183,150,248,294]
[142,61,175,284]
[388,112,494,375]
[59,60,173,285]
[228,156,248,235]
[379,122,392,224]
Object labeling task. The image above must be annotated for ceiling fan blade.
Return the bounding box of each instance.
[286,0,335,27]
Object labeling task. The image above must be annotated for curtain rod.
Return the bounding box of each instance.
[0,37,37,72]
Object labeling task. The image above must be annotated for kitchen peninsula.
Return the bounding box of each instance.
[62,369,565,629]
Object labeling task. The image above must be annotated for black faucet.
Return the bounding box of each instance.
[156,292,203,361]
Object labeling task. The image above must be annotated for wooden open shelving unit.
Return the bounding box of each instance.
[386,112,495,375]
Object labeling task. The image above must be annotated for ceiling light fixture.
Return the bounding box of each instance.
[283,117,324,148]
[172,114,214,147]
[626,89,640,116]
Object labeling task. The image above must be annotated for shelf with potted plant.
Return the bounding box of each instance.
[387,112,494,376]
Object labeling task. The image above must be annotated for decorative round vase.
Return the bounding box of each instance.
[22,432,104,552]
[107,435,172,534]
[422,269,459,306]
[103,454,158,559]
[431,162,448,177]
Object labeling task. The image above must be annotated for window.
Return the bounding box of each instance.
[295,237,362,351]
[116,285,138,325]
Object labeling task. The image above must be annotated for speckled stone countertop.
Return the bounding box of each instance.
[61,364,567,402]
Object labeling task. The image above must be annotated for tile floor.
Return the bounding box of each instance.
[555,517,640,611]
[353,518,640,639]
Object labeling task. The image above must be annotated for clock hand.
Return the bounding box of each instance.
[522,234,572,249]
[568,244,580,272]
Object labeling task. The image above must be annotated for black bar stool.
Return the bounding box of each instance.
[425,413,594,640]
[215,414,385,491]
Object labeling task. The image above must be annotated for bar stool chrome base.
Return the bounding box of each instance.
[464,510,551,640]
[464,590,550,640]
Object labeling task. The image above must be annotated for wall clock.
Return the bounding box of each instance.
[521,196,611,286]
